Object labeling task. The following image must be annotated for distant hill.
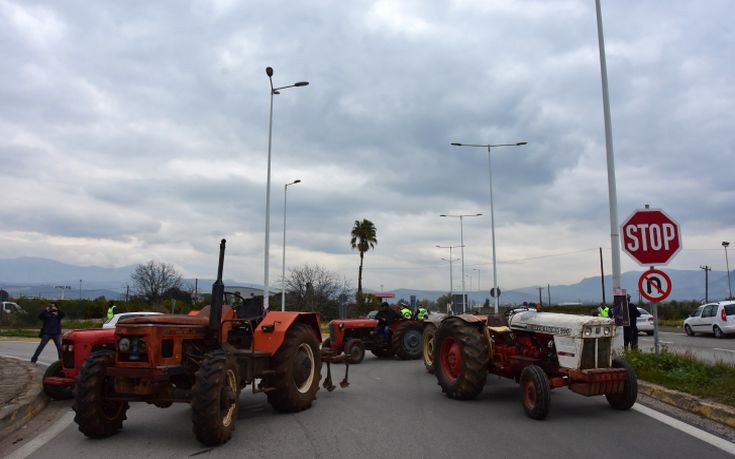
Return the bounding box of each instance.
[0,257,731,303]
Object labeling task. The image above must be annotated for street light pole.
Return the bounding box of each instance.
[281,179,301,311]
[473,268,480,292]
[723,241,732,299]
[438,244,463,313]
[450,142,527,314]
[263,67,308,310]
[440,213,481,314]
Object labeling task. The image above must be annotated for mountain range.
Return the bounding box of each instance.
[0,256,731,304]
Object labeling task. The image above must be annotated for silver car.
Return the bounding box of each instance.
[636,308,654,335]
[683,301,735,338]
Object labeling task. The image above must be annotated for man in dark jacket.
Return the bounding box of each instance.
[623,295,641,350]
[375,302,397,345]
[30,303,64,363]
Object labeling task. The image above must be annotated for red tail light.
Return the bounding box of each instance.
[648,316,654,322]
[722,308,727,321]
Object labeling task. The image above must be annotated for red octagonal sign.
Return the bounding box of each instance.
[621,208,682,266]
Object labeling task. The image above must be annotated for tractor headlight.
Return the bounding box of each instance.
[603,326,611,336]
[118,337,131,352]
[584,327,592,337]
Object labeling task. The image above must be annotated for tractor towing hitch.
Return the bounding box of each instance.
[321,348,350,391]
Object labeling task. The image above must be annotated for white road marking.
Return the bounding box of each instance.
[633,404,735,455]
[5,411,75,459]
[0,353,53,366]
[713,348,735,354]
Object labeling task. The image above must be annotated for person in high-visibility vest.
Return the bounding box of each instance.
[598,304,610,318]
[400,305,412,319]
[107,301,117,320]
[416,307,428,320]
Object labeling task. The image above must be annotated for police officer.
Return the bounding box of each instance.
[400,303,412,319]
[107,301,117,320]
[598,303,610,318]
[416,307,428,320]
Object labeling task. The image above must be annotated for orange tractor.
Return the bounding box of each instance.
[72,240,348,446]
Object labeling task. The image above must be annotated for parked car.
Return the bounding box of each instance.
[103,311,163,328]
[1,301,24,314]
[683,301,735,338]
[637,308,654,335]
[366,310,378,319]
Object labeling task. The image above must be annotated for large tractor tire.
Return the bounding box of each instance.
[267,323,322,413]
[520,365,551,420]
[345,339,366,364]
[422,324,437,374]
[433,318,488,400]
[73,351,129,438]
[191,350,241,446]
[392,321,423,360]
[43,360,73,400]
[605,357,638,410]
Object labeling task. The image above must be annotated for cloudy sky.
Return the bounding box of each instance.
[1,0,733,296]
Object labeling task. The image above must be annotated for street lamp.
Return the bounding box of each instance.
[450,141,527,314]
[473,268,480,292]
[440,213,481,314]
[263,66,309,310]
[723,241,732,299]
[281,179,301,311]
[438,244,463,313]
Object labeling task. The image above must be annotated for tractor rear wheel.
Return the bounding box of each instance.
[267,323,322,413]
[520,365,550,420]
[73,351,128,438]
[605,357,637,410]
[43,360,73,400]
[434,318,488,400]
[392,321,423,360]
[345,339,365,364]
[191,349,240,446]
[422,325,437,374]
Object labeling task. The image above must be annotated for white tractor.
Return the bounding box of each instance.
[432,309,637,419]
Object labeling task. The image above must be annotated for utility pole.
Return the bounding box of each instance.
[599,247,606,306]
[547,283,551,306]
[700,265,711,303]
[537,287,543,307]
[125,284,130,306]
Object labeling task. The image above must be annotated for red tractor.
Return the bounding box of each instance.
[433,310,637,419]
[72,240,348,446]
[322,306,427,363]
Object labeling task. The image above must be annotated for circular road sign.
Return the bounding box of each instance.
[638,269,672,303]
[621,208,681,266]
[490,287,501,298]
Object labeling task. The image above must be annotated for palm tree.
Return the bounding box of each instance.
[350,219,377,301]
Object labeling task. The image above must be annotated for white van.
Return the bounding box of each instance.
[683,300,735,338]
[1,301,24,314]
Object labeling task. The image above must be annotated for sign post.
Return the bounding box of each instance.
[622,208,681,357]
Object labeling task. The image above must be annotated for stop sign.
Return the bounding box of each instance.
[621,208,681,265]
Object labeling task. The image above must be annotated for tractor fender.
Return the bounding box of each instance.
[254,311,322,356]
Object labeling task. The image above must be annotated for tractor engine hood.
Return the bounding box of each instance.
[509,311,615,339]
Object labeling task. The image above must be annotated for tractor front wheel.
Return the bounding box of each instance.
[43,360,73,400]
[191,350,241,446]
[345,339,365,364]
[520,365,550,420]
[605,357,638,410]
[433,318,488,400]
[73,351,128,438]
[392,321,423,360]
[422,325,437,374]
[266,323,322,413]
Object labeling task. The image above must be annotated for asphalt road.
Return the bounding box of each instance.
[638,329,735,365]
[1,341,734,459]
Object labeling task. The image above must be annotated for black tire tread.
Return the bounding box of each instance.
[423,325,436,374]
[433,318,488,400]
[266,323,322,413]
[345,339,365,364]
[191,349,239,446]
[43,360,73,400]
[392,321,423,360]
[72,350,129,438]
[520,365,551,420]
[605,357,638,410]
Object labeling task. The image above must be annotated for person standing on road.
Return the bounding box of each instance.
[30,303,64,363]
[107,301,117,320]
[624,295,641,350]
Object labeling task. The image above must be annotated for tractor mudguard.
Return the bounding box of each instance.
[441,313,486,326]
[253,311,321,355]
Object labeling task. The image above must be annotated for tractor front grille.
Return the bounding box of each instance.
[62,340,74,368]
[580,337,612,370]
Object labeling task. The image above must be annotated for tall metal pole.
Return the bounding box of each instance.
[264,80,275,310]
[459,216,466,312]
[438,244,462,313]
[723,242,732,299]
[700,265,711,303]
[281,179,300,311]
[595,0,622,295]
[599,247,606,305]
[488,146,500,313]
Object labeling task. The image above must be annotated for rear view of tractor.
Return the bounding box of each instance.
[433,309,637,420]
[72,239,347,446]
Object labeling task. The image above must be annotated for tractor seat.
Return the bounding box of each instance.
[488,325,512,334]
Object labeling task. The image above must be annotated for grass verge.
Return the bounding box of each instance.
[624,348,735,408]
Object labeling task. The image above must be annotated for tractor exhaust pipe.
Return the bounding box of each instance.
[209,238,226,342]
